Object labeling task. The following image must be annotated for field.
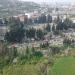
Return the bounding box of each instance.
[52,57,75,75]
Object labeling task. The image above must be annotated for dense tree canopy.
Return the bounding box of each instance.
[5,17,25,43]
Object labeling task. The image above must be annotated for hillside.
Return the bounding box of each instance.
[0,0,40,18]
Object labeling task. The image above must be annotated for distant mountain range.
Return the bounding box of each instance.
[0,0,40,18]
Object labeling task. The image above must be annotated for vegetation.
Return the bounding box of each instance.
[3,64,41,75]
[52,57,75,75]
[5,17,25,43]
[0,41,75,75]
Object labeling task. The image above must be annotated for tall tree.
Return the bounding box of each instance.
[45,23,51,32]
[5,17,25,43]
[47,14,52,23]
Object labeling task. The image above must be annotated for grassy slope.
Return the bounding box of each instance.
[1,58,47,75]
[52,57,75,75]
[3,64,41,75]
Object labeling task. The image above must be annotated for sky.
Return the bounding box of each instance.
[20,0,75,3]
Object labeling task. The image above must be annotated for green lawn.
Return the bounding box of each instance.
[52,57,75,75]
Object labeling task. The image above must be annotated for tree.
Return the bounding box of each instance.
[28,18,33,24]
[26,28,36,38]
[36,29,44,40]
[8,46,18,60]
[55,15,60,24]
[3,18,8,25]
[55,16,73,31]
[0,41,8,56]
[50,46,60,55]
[47,14,52,23]
[45,23,51,32]
[63,18,73,30]
[38,14,46,23]
[53,30,60,35]
[63,38,71,45]
[31,47,35,55]
[56,20,63,30]
[5,17,25,43]
[26,46,30,55]
[24,15,28,24]
[52,25,55,31]
[34,18,38,23]
[41,14,46,23]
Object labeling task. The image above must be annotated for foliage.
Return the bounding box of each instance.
[3,64,42,75]
[5,17,25,43]
[26,28,36,38]
[45,23,51,32]
[38,14,46,23]
[56,17,74,31]
[34,14,52,24]
[36,29,44,39]
[26,28,45,40]
[50,46,60,55]
[47,14,52,23]
[19,47,43,64]
[63,38,71,45]
[53,30,60,35]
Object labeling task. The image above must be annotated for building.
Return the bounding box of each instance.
[13,14,28,23]
[0,18,7,41]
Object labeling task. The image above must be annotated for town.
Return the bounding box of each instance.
[0,7,75,47]
[0,0,75,75]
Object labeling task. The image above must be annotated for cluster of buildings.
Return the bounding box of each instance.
[49,35,63,46]
[63,29,75,40]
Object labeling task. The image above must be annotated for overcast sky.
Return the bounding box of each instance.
[20,0,75,3]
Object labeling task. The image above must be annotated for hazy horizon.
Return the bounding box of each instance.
[20,0,75,3]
